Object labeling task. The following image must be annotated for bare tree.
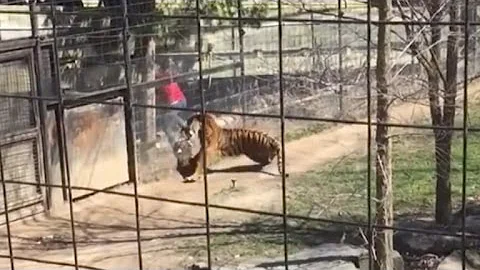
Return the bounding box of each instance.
[289,0,463,225]
[435,0,460,225]
[375,0,394,267]
[395,0,462,225]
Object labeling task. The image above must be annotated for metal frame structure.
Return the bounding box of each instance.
[0,34,47,221]
[0,0,478,270]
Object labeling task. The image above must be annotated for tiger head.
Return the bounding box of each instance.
[173,138,198,181]
[172,138,194,167]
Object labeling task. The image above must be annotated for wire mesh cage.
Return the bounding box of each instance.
[0,0,478,270]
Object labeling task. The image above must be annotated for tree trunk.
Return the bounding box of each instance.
[435,0,459,225]
[375,0,394,267]
[135,36,157,144]
[428,21,442,128]
[434,129,453,224]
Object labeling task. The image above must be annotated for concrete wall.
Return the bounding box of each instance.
[64,100,128,199]
[46,100,128,207]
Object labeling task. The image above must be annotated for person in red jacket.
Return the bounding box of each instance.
[155,64,188,148]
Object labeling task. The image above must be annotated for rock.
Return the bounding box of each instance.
[467,249,480,268]
[394,230,461,255]
[272,261,357,270]
[358,250,404,270]
[293,243,367,260]
[394,232,461,255]
[452,215,480,234]
[394,211,480,256]
[451,202,480,233]
[286,219,300,228]
[437,250,480,270]
[245,261,357,270]
[465,215,480,232]
[417,253,442,269]
[211,244,404,270]
[214,266,263,270]
[250,243,369,270]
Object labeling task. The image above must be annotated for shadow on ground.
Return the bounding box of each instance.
[0,204,369,268]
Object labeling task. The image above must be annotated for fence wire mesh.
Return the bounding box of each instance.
[0,0,479,270]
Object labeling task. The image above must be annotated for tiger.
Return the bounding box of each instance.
[175,112,288,182]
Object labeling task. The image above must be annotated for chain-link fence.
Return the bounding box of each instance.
[0,0,479,269]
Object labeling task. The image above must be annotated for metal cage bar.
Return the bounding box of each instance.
[276,0,290,269]
[120,1,143,269]
[195,0,212,267]
[0,148,14,270]
[461,0,470,268]
[49,1,79,269]
[366,0,374,268]
[0,1,478,269]
[29,0,52,211]
[337,0,344,114]
[4,91,480,131]
[237,0,246,123]
[5,177,480,239]
[5,8,480,26]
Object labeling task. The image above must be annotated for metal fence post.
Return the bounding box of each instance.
[237,0,246,125]
[276,1,289,269]
[48,2,79,269]
[0,149,14,270]
[366,0,374,268]
[29,0,52,210]
[337,0,344,116]
[120,0,143,269]
[461,0,470,268]
[195,0,212,267]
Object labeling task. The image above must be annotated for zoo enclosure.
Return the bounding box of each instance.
[0,0,479,269]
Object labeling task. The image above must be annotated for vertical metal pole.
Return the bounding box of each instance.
[237,0,246,124]
[277,1,289,269]
[48,7,67,202]
[461,0,469,268]
[30,0,52,210]
[471,7,477,75]
[231,27,237,78]
[310,10,315,69]
[49,3,79,270]
[366,0,374,268]
[54,107,68,201]
[54,107,67,201]
[337,0,344,115]
[195,1,212,268]
[120,0,143,269]
[0,149,14,270]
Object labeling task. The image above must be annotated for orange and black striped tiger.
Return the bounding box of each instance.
[175,112,288,182]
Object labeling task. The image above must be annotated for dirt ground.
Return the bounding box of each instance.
[1,81,480,270]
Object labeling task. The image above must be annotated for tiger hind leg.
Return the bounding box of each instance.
[276,149,289,178]
[246,152,288,178]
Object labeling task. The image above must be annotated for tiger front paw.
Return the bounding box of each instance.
[183,177,196,183]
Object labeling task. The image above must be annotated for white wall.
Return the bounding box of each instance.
[0,5,52,40]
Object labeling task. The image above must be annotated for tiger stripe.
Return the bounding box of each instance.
[177,113,288,182]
